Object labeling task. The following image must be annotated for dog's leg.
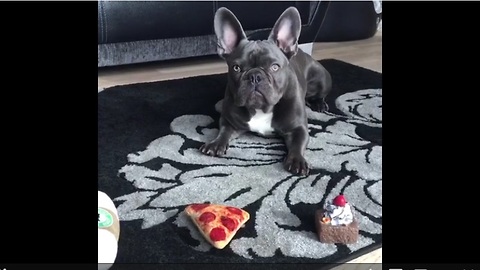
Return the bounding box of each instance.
[283,126,310,175]
[305,64,332,112]
[200,117,244,156]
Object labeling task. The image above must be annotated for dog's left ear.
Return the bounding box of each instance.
[268,7,302,59]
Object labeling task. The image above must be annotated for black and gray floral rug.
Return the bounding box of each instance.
[98,59,382,266]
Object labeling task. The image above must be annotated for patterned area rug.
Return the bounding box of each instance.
[98,59,382,266]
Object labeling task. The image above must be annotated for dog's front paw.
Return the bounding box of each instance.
[307,99,329,113]
[200,141,229,156]
[284,154,310,175]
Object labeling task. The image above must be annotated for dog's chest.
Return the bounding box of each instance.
[247,109,275,136]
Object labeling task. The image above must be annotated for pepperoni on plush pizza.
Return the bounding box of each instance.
[184,203,250,249]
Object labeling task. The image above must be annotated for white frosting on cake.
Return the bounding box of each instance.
[324,202,354,226]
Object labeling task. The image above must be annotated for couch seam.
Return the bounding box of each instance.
[310,1,331,42]
[212,1,217,35]
[98,0,104,43]
[307,0,320,27]
[100,0,108,43]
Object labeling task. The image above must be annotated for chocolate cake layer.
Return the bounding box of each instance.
[315,210,359,244]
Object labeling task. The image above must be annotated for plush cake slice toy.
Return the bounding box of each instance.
[315,194,359,244]
[184,203,250,249]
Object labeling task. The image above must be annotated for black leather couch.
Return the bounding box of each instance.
[98,1,381,67]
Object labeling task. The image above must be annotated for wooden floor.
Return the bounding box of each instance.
[98,32,382,264]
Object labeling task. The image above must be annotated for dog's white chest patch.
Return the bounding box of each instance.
[247,109,275,136]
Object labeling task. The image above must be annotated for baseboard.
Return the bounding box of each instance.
[299,42,313,55]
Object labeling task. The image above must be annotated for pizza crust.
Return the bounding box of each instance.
[185,203,250,249]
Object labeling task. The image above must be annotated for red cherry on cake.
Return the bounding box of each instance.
[333,195,347,207]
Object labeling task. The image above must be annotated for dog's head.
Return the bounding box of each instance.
[214,7,302,110]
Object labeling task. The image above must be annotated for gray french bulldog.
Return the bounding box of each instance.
[200,7,332,175]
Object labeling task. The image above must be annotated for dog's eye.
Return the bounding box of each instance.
[271,64,280,72]
[232,65,241,72]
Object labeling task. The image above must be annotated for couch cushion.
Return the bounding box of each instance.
[98,1,315,45]
[98,1,214,44]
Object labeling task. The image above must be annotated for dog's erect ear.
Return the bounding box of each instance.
[214,7,247,58]
[268,7,302,59]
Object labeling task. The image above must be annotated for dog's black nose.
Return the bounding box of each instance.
[250,73,262,85]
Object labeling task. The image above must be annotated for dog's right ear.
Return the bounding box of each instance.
[214,7,247,58]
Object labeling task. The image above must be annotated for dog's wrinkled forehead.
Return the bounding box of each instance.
[228,40,288,66]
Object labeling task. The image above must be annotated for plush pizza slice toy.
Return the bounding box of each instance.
[184,203,250,249]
